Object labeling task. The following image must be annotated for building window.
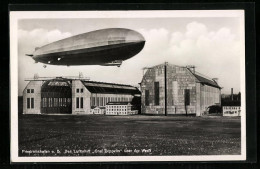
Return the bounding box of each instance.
[145,90,149,106]
[154,82,160,105]
[76,89,79,93]
[48,98,50,107]
[81,88,84,93]
[31,89,34,93]
[27,98,30,108]
[49,98,52,107]
[42,98,45,107]
[59,98,62,107]
[63,98,66,107]
[80,97,83,108]
[44,98,47,107]
[97,97,99,106]
[76,97,79,108]
[27,89,30,93]
[31,98,34,109]
[54,98,57,107]
[184,89,190,106]
[101,97,103,106]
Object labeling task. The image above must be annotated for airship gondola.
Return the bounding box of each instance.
[27,28,145,67]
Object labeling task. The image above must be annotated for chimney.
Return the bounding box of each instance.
[79,72,83,79]
[33,73,39,79]
[231,88,233,101]
[192,67,195,73]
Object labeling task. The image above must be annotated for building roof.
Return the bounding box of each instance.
[82,81,140,95]
[26,77,140,95]
[222,101,241,106]
[192,73,221,89]
[106,102,131,105]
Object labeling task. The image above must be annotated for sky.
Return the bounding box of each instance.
[18,17,242,96]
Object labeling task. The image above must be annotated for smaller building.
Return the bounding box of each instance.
[91,106,106,115]
[222,98,241,117]
[105,102,137,115]
[221,88,241,117]
[223,106,241,116]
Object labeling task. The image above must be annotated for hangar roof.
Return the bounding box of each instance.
[142,63,221,89]
[82,81,140,95]
[192,73,221,89]
[28,77,140,95]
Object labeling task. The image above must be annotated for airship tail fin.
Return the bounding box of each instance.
[26,54,33,57]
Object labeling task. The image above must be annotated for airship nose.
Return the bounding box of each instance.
[125,30,145,43]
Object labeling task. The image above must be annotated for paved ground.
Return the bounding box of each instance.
[18,115,241,156]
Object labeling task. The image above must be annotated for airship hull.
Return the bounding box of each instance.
[34,41,145,66]
[30,28,145,66]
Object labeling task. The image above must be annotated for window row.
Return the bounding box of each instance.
[42,98,71,108]
[27,89,34,93]
[107,105,127,108]
[91,96,131,107]
[106,112,128,115]
[223,106,240,110]
[76,88,84,93]
[107,108,127,111]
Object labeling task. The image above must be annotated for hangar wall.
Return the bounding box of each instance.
[23,81,42,114]
[22,78,139,115]
[200,84,221,114]
[166,64,197,114]
[141,64,197,115]
[72,80,91,115]
[140,63,221,116]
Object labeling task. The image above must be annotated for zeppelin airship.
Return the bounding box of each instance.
[26,28,145,67]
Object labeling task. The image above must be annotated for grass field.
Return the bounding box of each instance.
[18,115,241,156]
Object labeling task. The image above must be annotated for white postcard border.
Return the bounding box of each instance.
[10,10,246,162]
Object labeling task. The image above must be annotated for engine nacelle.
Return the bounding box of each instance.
[102,60,123,67]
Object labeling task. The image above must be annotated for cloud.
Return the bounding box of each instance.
[18,29,72,95]
[137,21,240,93]
[185,21,208,39]
[18,22,241,95]
[18,29,72,55]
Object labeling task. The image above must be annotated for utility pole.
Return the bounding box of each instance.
[164,62,168,116]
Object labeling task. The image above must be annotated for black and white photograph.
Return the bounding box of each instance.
[10,10,246,162]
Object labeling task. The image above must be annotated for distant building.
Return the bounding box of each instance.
[221,88,241,116]
[105,102,137,115]
[91,106,106,115]
[223,106,241,116]
[23,77,140,115]
[140,63,221,116]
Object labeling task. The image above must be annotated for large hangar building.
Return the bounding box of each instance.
[23,77,140,115]
[140,63,221,116]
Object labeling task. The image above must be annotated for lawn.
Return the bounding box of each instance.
[18,115,241,156]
